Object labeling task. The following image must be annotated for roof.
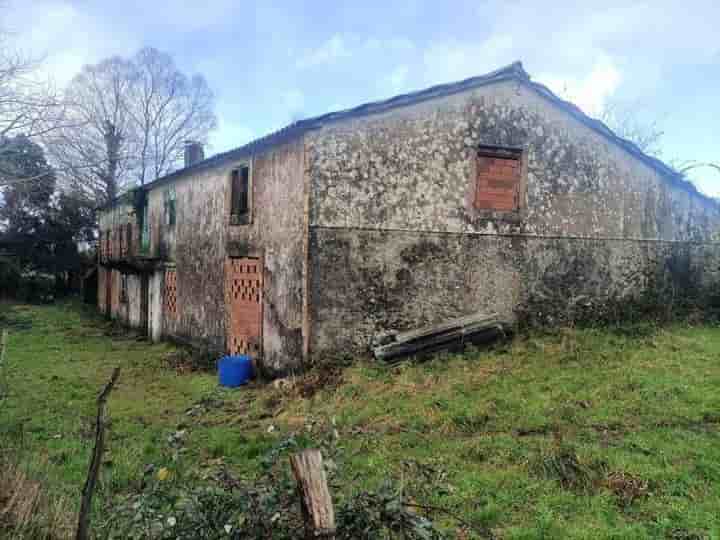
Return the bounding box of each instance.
[126,61,713,205]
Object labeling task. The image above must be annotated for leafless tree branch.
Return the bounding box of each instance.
[45,47,217,206]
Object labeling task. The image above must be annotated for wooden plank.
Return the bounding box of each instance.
[290,449,335,539]
[373,311,510,363]
[393,312,500,344]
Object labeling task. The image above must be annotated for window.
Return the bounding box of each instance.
[164,187,176,227]
[230,165,250,225]
[126,222,133,256]
[141,201,150,253]
[474,145,523,212]
[120,274,128,303]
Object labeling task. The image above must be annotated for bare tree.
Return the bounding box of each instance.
[128,48,216,186]
[598,99,665,158]
[47,47,217,206]
[46,57,135,204]
[0,33,64,187]
[597,101,719,196]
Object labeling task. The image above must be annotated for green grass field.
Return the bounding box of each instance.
[1,301,720,539]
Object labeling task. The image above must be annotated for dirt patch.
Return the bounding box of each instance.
[603,471,650,508]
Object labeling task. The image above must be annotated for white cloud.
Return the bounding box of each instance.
[282,89,306,120]
[687,167,720,198]
[537,55,622,116]
[381,65,410,95]
[210,117,254,154]
[364,37,414,54]
[296,34,415,71]
[5,0,139,87]
[296,34,351,69]
[421,33,515,85]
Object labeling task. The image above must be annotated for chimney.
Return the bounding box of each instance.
[184,141,204,168]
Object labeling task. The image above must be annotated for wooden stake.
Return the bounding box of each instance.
[290,449,336,539]
[76,367,120,540]
[0,330,7,398]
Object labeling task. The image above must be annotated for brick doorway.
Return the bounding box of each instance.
[225,257,263,356]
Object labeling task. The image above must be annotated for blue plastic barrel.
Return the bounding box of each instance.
[218,355,253,387]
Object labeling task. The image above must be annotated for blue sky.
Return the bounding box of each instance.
[6,0,719,193]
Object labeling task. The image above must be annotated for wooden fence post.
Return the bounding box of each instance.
[0,330,8,398]
[75,367,120,540]
[290,449,336,539]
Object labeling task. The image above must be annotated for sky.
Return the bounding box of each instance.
[4,0,719,194]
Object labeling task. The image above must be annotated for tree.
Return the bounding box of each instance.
[46,57,135,204]
[47,47,217,206]
[596,101,719,197]
[597,99,665,158]
[128,48,217,186]
[0,135,93,295]
[0,31,63,187]
[0,134,55,236]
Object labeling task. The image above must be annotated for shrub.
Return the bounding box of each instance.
[0,257,21,299]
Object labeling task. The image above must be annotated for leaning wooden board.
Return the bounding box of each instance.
[373,312,511,364]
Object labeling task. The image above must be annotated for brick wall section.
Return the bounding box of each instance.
[474,155,520,211]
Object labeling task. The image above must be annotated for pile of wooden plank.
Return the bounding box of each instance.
[372,312,511,364]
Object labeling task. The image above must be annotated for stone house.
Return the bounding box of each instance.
[97,62,720,375]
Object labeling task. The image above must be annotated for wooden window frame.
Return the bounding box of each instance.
[164,186,176,228]
[471,144,528,219]
[229,163,252,226]
[140,200,150,253]
[119,274,128,303]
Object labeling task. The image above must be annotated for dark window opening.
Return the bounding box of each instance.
[120,274,128,303]
[126,223,133,256]
[474,145,523,212]
[164,187,176,227]
[230,166,250,225]
[141,201,150,252]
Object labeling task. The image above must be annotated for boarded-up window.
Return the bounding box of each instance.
[474,145,523,212]
[225,257,262,355]
[230,166,250,225]
[164,268,177,318]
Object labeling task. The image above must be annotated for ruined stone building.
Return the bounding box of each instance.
[97,62,720,375]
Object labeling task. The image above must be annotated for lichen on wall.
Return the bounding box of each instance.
[226,139,306,375]
[305,80,720,360]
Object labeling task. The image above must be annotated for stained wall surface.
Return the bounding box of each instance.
[305,81,720,359]
[135,139,307,373]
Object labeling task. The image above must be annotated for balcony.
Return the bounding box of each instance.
[98,223,159,270]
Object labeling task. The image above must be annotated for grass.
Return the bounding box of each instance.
[2,302,720,538]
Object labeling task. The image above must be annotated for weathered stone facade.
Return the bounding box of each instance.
[303,80,720,359]
[98,64,720,374]
[98,139,306,375]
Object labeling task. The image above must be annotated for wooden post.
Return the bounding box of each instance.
[0,330,7,398]
[290,449,336,539]
[75,367,120,540]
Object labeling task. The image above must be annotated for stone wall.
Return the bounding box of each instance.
[305,80,720,360]
[135,139,307,372]
[145,163,227,349]
[226,138,307,375]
